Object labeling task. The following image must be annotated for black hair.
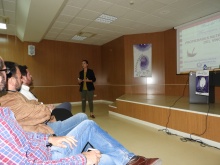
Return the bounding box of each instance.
[18,65,28,76]
[4,61,19,79]
[0,57,4,70]
[82,60,88,64]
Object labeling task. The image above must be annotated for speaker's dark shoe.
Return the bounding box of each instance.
[90,114,95,118]
[127,156,162,165]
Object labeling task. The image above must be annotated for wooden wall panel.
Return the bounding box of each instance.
[0,35,25,64]
[167,109,220,142]
[101,37,125,84]
[164,29,190,96]
[115,100,169,126]
[0,34,102,104]
[115,100,220,143]
[101,37,126,100]
[1,29,220,103]
[125,84,165,95]
[101,32,166,100]
[100,85,125,102]
[165,84,189,96]
[101,28,220,101]
[31,85,106,103]
[123,32,165,91]
[216,87,220,101]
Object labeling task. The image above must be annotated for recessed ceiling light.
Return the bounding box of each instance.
[0,23,7,29]
[0,16,9,29]
[72,32,96,41]
[72,35,87,41]
[95,14,117,24]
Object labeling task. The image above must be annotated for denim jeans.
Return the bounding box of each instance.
[47,113,88,136]
[51,120,134,165]
[81,90,94,112]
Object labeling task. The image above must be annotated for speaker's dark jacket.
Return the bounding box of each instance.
[79,68,96,91]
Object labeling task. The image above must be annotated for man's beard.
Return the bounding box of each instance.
[28,80,33,86]
[15,81,22,91]
[16,85,21,91]
[0,79,6,92]
[0,85,6,92]
[26,78,33,86]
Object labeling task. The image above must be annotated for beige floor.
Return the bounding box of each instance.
[72,103,220,165]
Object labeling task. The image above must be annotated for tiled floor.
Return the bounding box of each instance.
[72,103,220,165]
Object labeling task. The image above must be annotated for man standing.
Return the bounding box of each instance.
[78,60,96,118]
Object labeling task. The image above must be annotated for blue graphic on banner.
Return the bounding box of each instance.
[195,70,209,96]
[133,44,152,77]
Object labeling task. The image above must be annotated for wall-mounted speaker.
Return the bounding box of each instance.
[28,45,35,56]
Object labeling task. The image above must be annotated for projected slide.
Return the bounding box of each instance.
[176,13,220,74]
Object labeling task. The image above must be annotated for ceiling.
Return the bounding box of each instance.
[0,0,220,46]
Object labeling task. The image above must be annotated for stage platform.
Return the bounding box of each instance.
[109,94,220,146]
[116,94,220,116]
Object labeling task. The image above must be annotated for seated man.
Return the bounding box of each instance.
[0,61,88,136]
[0,57,162,165]
[18,65,73,121]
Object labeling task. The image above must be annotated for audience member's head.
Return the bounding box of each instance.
[18,65,33,86]
[0,57,4,70]
[5,61,22,91]
[18,65,28,76]
[0,57,7,91]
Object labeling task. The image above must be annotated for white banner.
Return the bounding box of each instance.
[195,70,209,96]
[133,44,152,77]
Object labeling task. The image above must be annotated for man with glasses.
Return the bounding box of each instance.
[0,58,9,91]
[0,57,162,165]
[0,67,10,74]
[0,61,88,136]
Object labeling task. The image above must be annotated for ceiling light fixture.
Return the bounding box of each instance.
[0,23,6,29]
[0,16,9,29]
[72,35,87,41]
[95,14,117,24]
[72,32,96,41]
